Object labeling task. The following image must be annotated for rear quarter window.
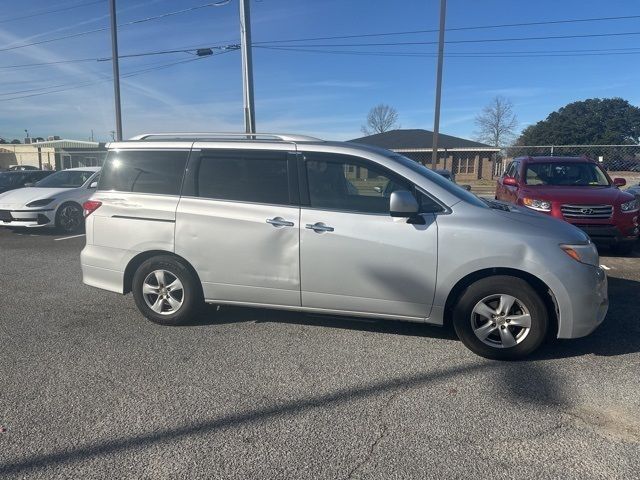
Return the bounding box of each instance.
[99,150,188,195]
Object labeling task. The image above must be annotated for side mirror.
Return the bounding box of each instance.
[502,176,518,187]
[613,178,626,187]
[89,181,98,189]
[461,184,472,191]
[390,190,419,218]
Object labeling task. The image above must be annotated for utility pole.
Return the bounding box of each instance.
[431,0,447,168]
[239,0,256,134]
[109,0,123,141]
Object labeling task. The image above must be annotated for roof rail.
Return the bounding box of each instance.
[128,132,323,142]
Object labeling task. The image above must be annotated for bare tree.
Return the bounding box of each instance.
[361,104,400,135]
[474,96,518,147]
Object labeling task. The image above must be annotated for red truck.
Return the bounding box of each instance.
[495,156,639,254]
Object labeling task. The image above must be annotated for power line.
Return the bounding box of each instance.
[0,0,232,53]
[254,14,640,44]
[258,30,640,48]
[0,0,105,25]
[254,45,640,59]
[0,48,238,102]
[0,43,239,70]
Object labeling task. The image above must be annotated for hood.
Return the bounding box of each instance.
[0,187,72,208]
[487,201,589,243]
[520,185,634,204]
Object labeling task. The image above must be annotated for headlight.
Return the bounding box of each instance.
[560,242,599,267]
[522,197,551,212]
[620,199,639,213]
[26,198,55,208]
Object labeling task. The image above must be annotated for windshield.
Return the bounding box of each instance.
[525,162,610,186]
[35,170,94,188]
[390,152,487,207]
[0,173,22,187]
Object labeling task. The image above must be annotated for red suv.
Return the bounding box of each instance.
[496,156,639,254]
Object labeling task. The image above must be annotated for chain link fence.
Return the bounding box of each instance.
[503,145,640,185]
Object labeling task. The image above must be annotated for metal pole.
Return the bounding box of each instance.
[431,0,447,167]
[109,0,123,141]
[239,0,256,134]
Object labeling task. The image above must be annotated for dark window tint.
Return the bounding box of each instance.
[304,153,416,214]
[99,150,188,195]
[196,151,290,205]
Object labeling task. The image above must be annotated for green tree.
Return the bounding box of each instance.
[517,98,640,145]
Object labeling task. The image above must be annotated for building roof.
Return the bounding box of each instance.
[29,139,103,149]
[349,129,499,151]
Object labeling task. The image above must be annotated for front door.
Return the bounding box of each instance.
[298,152,438,320]
[175,147,301,307]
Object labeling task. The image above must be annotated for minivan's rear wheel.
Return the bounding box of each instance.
[132,255,203,325]
[55,202,84,233]
[452,276,548,360]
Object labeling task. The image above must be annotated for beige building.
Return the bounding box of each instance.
[0,139,107,171]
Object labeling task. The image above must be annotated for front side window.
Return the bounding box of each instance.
[195,150,290,205]
[525,162,609,186]
[36,170,95,188]
[99,150,188,195]
[304,153,422,214]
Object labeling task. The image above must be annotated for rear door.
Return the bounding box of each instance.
[298,151,438,319]
[175,144,301,307]
[92,148,189,253]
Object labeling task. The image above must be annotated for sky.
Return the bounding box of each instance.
[1,0,639,143]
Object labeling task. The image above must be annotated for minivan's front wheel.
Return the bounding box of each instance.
[452,276,548,360]
[132,255,203,325]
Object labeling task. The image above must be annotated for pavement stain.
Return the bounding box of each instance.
[566,406,640,443]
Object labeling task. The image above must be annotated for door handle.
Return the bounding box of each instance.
[306,222,334,233]
[266,217,294,228]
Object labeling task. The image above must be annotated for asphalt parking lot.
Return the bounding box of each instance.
[0,228,639,479]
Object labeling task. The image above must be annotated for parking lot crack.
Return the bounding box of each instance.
[343,386,408,480]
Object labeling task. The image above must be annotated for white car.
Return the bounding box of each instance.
[0,167,100,233]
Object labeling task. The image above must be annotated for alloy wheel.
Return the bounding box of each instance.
[470,294,532,349]
[142,269,184,315]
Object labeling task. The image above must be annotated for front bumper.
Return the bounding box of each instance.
[0,209,55,228]
[573,223,639,246]
[556,265,608,339]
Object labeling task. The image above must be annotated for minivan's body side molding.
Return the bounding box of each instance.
[111,215,175,223]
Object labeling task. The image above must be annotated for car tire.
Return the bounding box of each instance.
[452,276,548,360]
[55,202,84,233]
[612,242,635,255]
[132,255,203,326]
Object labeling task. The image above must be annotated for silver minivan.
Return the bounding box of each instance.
[81,133,608,360]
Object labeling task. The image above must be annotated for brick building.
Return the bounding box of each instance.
[350,129,501,182]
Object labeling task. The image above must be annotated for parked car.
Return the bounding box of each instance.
[0,167,100,233]
[495,156,638,254]
[433,168,472,191]
[81,133,608,360]
[626,183,640,202]
[7,165,40,171]
[0,170,54,194]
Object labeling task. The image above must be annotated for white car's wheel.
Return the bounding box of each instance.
[55,202,84,233]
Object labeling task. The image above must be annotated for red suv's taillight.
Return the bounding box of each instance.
[83,200,102,217]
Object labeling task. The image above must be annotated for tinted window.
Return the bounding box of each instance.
[304,153,418,214]
[99,150,188,195]
[524,162,609,186]
[0,173,22,187]
[196,150,290,205]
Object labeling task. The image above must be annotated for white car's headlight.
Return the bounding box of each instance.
[560,242,599,267]
[620,199,639,213]
[26,198,56,208]
[522,197,551,212]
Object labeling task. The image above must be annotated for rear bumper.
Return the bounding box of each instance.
[0,209,55,228]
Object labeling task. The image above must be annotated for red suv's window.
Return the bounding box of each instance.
[524,162,609,187]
